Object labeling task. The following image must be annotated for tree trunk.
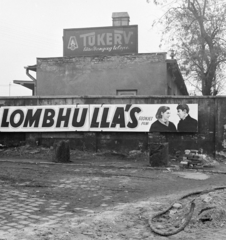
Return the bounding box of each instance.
[202,77,212,95]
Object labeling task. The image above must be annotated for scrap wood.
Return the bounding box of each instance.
[149,186,226,236]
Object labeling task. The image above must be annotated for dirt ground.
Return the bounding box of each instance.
[1,145,226,239]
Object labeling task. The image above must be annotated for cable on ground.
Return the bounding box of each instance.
[149,186,226,236]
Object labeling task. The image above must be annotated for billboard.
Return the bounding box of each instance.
[0,104,198,132]
[0,105,90,132]
[63,25,138,57]
[89,104,198,132]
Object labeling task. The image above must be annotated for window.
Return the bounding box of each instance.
[116,89,137,96]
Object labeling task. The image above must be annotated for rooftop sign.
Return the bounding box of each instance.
[63,25,138,57]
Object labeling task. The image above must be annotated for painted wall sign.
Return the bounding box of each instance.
[0,104,198,132]
[63,25,138,57]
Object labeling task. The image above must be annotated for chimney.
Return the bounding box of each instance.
[112,12,130,26]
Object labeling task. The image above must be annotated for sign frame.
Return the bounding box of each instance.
[0,104,198,133]
[63,25,138,57]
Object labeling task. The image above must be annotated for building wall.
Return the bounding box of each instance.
[36,53,170,96]
[0,95,225,158]
[167,71,182,95]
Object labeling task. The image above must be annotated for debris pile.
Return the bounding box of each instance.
[187,190,226,229]
[0,144,52,159]
[149,187,226,236]
[180,149,219,168]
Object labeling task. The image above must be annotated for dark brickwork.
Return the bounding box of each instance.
[0,95,225,157]
[52,140,70,163]
[149,143,169,167]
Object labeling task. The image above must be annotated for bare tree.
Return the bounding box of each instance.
[148,0,226,95]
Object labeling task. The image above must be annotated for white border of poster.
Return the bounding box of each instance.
[0,104,198,132]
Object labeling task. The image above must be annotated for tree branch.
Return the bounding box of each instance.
[203,0,207,16]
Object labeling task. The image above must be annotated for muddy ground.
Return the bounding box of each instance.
[1,145,226,239]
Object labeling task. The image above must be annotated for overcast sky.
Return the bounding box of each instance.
[0,0,165,96]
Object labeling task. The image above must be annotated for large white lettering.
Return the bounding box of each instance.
[124,32,133,44]
[80,32,95,47]
[114,30,123,44]
[79,30,133,47]
[97,33,105,45]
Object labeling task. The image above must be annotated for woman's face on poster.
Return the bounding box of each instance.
[161,109,171,121]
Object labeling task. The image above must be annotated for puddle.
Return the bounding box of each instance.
[173,172,210,180]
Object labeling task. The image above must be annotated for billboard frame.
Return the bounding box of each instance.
[63,25,138,57]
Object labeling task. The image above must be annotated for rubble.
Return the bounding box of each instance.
[173,203,182,209]
[0,144,52,160]
[0,144,6,149]
[149,187,226,236]
[180,149,219,169]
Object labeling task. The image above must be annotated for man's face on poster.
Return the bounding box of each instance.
[177,109,186,120]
